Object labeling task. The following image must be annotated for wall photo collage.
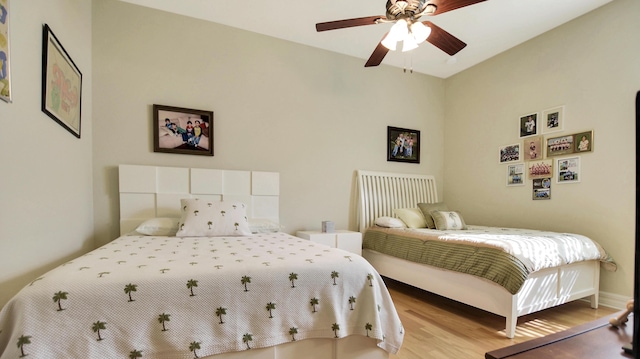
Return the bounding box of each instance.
[500,106,593,200]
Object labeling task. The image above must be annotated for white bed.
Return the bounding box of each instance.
[356,170,610,339]
[0,165,402,359]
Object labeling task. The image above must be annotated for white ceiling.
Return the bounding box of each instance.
[119,0,612,78]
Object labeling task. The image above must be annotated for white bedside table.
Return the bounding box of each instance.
[296,230,362,256]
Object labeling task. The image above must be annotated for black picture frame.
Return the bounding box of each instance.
[153,104,214,156]
[41,24,82,138]
[387,126,420,163]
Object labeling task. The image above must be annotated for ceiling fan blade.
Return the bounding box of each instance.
[424,21,467,56]
[316,16,383,32]
[365,34,390,67]
[428,0,487,15]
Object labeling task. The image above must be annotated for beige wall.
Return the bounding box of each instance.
[443,0,639,298]
[0,1,94,307]
[1,0,636,310]
[91,0,445,247]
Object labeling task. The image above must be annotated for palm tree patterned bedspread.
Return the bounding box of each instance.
[0,232,403,358]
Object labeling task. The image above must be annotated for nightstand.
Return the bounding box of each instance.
[296,230,362,256]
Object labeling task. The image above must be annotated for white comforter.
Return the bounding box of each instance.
[0,233,403,358]
[408,225,616,273]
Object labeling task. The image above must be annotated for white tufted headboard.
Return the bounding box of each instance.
[118,165,279,235]
[356,170,438,232]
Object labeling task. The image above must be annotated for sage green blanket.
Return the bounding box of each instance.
[364,225,615,295]
[364,228,530,295]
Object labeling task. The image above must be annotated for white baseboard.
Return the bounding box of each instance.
[590,291,631,310]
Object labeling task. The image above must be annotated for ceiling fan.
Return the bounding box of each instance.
[315,0,487,67]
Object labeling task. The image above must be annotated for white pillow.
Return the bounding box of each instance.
[374,216,407,228]
[248,219,283,233]
[135,217,179,236]
[176,199,252,237]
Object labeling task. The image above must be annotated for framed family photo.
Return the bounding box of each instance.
[153,104,214,156]
[545,134,574,157]
[532,177,552,200]
[506,163,525,186]
[523,135,542,161]
[556,156,580,184]
[527,159,553,180]
[41,24,82,138]
[0,0,11,103]
[574,130,593,153]
[387,126,420,163]
[498,143,521,164]
[519,112,538,138]
[542,106,564,134]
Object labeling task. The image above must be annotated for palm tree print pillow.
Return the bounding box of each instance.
[430,210,468,230]
[175,199,252,237]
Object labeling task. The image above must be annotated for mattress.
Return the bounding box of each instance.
[0,232,403,358]
[363,226,616,294]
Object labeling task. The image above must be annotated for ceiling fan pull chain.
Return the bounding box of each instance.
[410,53,413,73]
[403,53,413,74]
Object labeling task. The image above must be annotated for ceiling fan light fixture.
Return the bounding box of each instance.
[410,21,431,44]
[402,35,419,52]
[382,19,408,50]
[381,34,398,50]
[390,19,409,39]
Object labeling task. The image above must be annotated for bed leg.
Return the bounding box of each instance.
[590,292,599,309]
[504,296,517,338]
[505,316,516,339]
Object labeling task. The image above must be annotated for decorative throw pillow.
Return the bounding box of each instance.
[417,202,449,229]
[393,208,427,228]
[430,210,467,230]
[175,199,252,237]
[135,217,179,236]
[374,216,407,228]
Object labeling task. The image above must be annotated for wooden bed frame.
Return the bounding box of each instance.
[356,170,600,338]
[118,165,389,359]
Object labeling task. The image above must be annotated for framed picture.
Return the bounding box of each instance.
[41,24,82,138]
[0,0,11,103]
[532,177,552,200]
[573,130,593,153]
[498,143,521,164]
[153,104,214,156]
[545,134,574,157]
[556,156,580,184]
[506,163,525,186]
[387,126,420,163]
[519,112,538,138]
[542,106,564,134]
[523,135,543,161]
[527,159,553,180]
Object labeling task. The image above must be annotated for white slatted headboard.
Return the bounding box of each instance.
[356,170,438,232]
[119,165,279,235]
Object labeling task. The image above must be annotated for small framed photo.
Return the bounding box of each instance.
[523,135,543,161]
[541,106,564,134]
[573,130,593,153]
[506,163,525,186]
[532,177,552,200]
[556,156,580,184]
[545,134,574,157]
[153,104,214,156]
[41,24,82,138]
[499,143,521,164]
[527,159,553,180]
[519,112,538,138]
[387,126,420,163]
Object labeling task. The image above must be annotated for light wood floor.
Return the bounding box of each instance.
[384,278,621,359]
